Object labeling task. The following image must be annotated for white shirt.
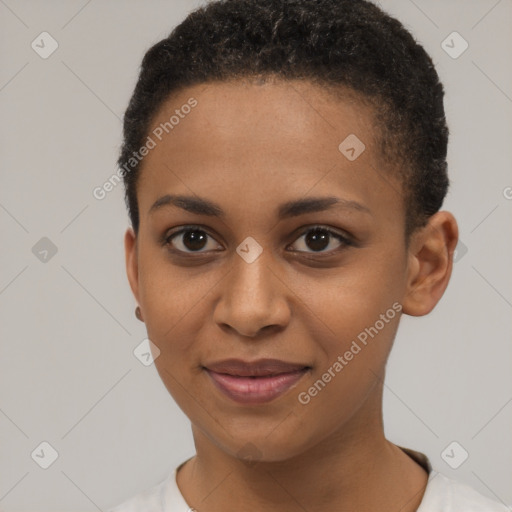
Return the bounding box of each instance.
[108,448,509,511]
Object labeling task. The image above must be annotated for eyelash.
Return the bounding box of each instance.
[162,224,354,257]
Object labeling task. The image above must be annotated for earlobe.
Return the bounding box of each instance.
[402,211,459,317]
[124,227,140,305]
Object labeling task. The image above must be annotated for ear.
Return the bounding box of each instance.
[124,227,141,306]
[402,211,459,316]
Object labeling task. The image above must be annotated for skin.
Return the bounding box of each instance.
[124,79,458,512]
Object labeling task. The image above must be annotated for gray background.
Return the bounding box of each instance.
[0,0,511,510]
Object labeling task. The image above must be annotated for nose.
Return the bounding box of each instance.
[213,249,291,338]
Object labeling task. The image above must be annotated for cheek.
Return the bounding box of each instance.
[297,256,404,343]
[295,293,400,403]
[290,252,404,401]
[292,302,400,440]
[138,253,224,399]
[137,250,216,341]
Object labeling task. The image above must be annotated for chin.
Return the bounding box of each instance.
[207,424,320,465]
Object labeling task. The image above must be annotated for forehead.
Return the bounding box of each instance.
[147,79,378,158]
[136,79,403,227]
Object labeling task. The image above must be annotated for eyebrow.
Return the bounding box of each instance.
[148,194,371,219]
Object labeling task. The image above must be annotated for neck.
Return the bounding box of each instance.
[177,383,428,512]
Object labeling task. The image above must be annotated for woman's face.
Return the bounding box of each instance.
[125,79,412,462]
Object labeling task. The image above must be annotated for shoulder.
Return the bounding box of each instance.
[418,472,509,512]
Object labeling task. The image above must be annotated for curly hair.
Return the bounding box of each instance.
[119,0,449,237]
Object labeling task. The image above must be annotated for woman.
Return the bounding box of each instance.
[110,0,507,510]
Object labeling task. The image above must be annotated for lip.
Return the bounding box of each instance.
[204,359,310,404]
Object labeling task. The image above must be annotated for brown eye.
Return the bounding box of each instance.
[165,227,222,253]
[289,226,351,254]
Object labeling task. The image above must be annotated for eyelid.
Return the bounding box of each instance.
[163,224,222,253]
[287,225,353,253]
[162,224,354,255]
